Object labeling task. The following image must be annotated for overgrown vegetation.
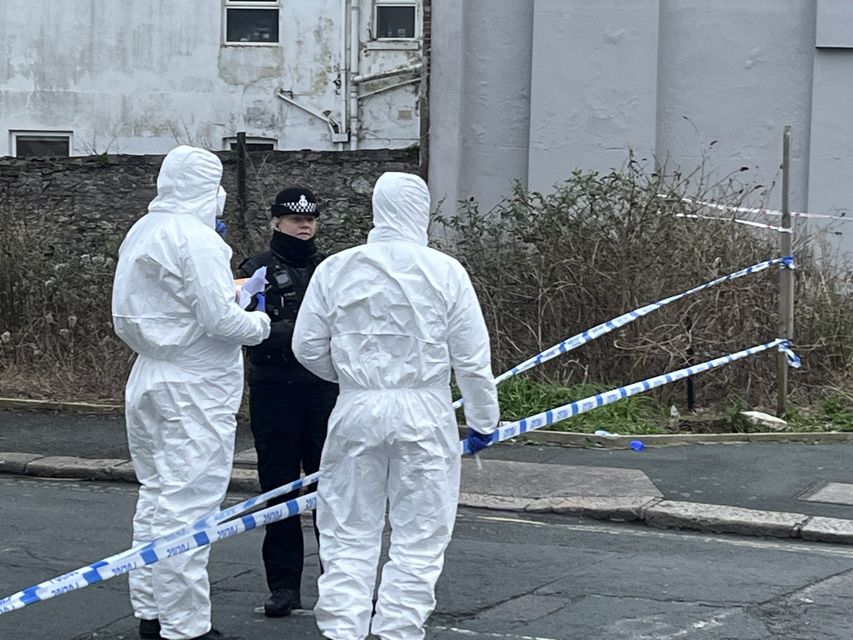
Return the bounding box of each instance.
[2,157,851,433]
[435,158,853,417]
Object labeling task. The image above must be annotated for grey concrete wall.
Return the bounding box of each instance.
[527,0,659,192]
[429,0,533,214]
[807,0,853,253]
[655,0,815,213]
[430,1,853,254]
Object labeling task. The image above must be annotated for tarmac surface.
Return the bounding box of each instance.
[3,408,853,545]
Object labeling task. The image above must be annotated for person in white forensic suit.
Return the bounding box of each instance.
[111,145,271,640]
[292,171,500,640]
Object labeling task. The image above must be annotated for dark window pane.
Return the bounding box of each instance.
[229,142,275,151]
[15,136,70,157]
[226,9,279,43]
[377,6,415,38]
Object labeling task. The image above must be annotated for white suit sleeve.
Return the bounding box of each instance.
[448,269,500,434]
[182,244,271,346]
[293,271,338,382]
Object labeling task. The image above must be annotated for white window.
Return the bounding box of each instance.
[224,136,277,151]
[224,0,279,44]
[375,1,417,39]
[11,131,72,157]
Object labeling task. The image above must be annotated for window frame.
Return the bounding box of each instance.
[10,130,73,157]
[222,0,280,46]
[223,135,278,151]
[373,0,419,41]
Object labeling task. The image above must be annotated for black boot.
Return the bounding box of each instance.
[139,619,161,640]
[188,629,230,640]
[264,588,302,617]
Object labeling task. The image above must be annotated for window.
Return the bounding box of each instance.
[224,0,279,44]
[375,2,417,39]
[224,136,277,151]
[11,131,71,157]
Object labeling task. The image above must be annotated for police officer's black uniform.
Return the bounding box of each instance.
[237,187,338,617]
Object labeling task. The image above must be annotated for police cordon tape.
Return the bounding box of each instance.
[658,194,852,223]
[462,337,799,455]
[674,213,793,234]
[0,337,800,615]
[43,255,801,583]
[0,469,322,614]
[17,254,792,593]
[452,255,793,409]
[0,256,795,614]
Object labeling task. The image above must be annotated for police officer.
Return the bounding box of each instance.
[237,187,338,618]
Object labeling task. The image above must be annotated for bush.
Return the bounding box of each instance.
[0,210,128,400]
[1,157,851,415]
[435,159,853,409]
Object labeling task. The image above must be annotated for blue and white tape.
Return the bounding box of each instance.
[44,256,789,579]
[0,471,319,615]
[0,336,799,614]
[660,194,852,224]
[460,338,800,455]
[0,491,318,615]
[452,256,792,410]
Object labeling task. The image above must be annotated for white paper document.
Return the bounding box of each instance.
[237,266,267,309]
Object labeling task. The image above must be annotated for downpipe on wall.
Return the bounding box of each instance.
[339,0,349,150]
[274,90,344,145]
[349,0,360,150]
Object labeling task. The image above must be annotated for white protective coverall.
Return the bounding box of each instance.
[111,145,271,640]
[292,172,500,640]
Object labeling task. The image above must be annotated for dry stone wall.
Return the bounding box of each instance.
[0,148,420,261]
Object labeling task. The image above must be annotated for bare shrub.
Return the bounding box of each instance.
[434,160,853,408]
[0,204,129,400]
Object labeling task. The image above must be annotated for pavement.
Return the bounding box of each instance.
[3,407,853,545]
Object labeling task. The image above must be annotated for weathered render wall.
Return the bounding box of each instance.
[0,0,423,155]
[431,0,853,254]
[0,148,419,257]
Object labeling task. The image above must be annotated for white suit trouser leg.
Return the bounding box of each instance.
[371,441,460,640]
[126,367,237,640]
[315,442,388,640]
[315,423,460,640]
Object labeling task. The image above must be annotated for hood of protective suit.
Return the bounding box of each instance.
[147,145,223,229]
[367,172,430,245]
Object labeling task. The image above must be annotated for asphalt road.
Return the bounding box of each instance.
[3,476,853,639]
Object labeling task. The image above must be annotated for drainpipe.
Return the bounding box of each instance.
[349,0,360,150]
[358,77,421,100]
[339,0,349,150]
[352,63,423,84]
[275,89,340,139]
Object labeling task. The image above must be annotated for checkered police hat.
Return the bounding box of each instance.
[270,187,319,217]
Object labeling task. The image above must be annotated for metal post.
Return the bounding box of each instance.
[685,315,695,411]
[236,131,248,226]
[776,126,794,417]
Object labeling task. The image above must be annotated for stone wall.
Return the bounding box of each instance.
[0,147,420,262]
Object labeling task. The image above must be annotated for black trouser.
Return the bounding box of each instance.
[248,379,338,592]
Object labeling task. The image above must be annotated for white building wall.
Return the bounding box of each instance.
[0,0,423,156]
[431,1,853,254]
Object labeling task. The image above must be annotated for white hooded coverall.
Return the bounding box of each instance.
[111,146,270,640]
[293,172,500,640]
